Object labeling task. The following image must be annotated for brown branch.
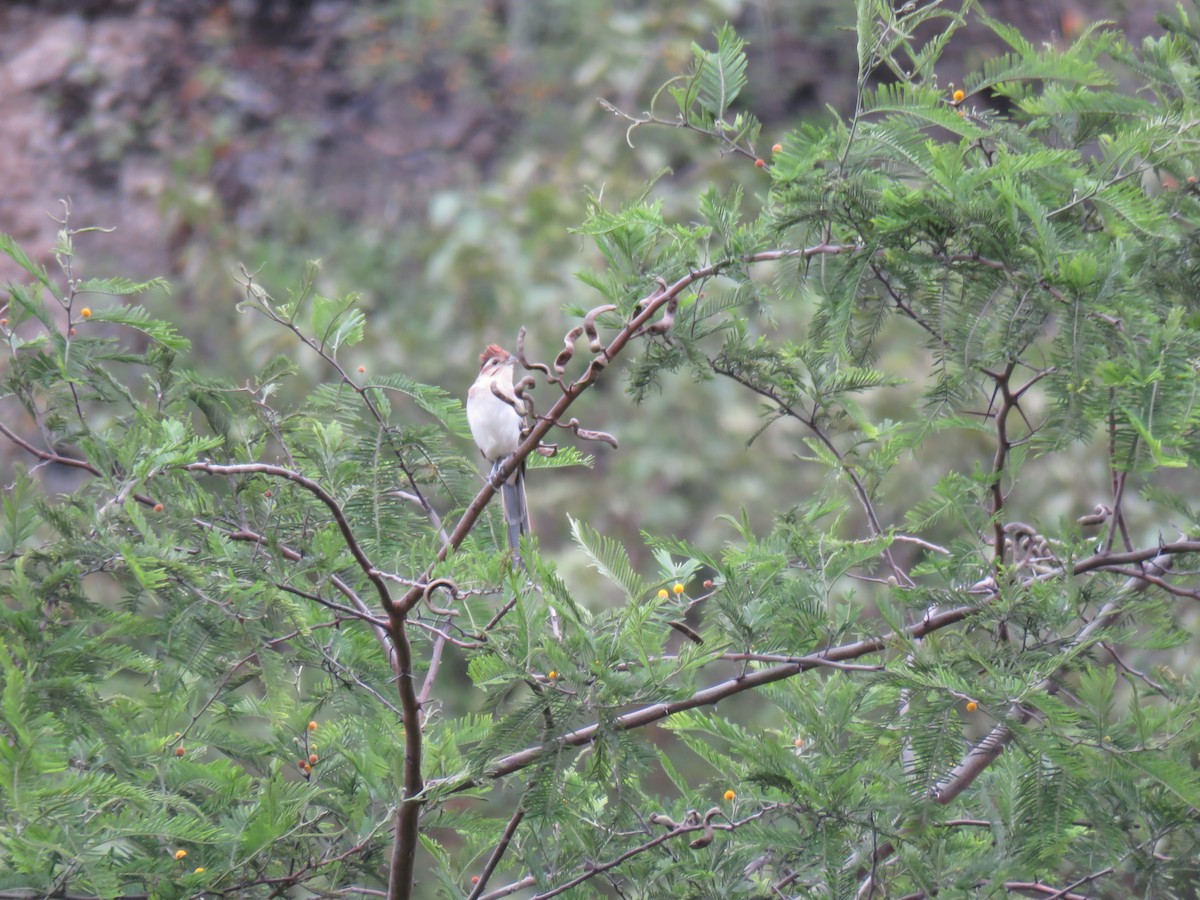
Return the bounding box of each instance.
[526,808,767,899]
[0,421,157,507]
[432,603,977,792]
[275,582,390,628]
[984,362,1017,574]
[710,361,911,586]
[466,806,525,900]
[218,815,392,895]
[478,877,539,900]
[1004,881,1088,900]
[184,462,395,614]
[1072,541,1200,576]
[192,519,398,675]
[236,268,449,546]
[1100,642,1170,695]
[869,262,943,340]
[1095,567,1200,600]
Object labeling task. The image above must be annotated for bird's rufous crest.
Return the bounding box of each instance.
[479,344,511,367]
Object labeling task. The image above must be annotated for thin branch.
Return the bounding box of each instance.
[236,267,449,547]
[218,814,393,895]
[438,536,1194,797]
[720,652,883,671]
[1073,541,1200,576]
[1095,567,1200,600]
[276,582,391,628]
[0,421,157,507]
[192,519,398,676]
[1100,642,1170,695]
[889,534,950,555]
[478,877,538,900]
[1003,881,1088,900]
[711,361,911,586]
[184,461,395,613]
[466,806,525,900]
[527,809,767,899]
[984,362,1017,574]
[435,603,977,792]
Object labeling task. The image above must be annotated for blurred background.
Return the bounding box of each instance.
[0,0,1175,574]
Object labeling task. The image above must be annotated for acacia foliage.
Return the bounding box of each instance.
[5,1,1200,897]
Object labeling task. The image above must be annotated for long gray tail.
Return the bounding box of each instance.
[495,461,528,562]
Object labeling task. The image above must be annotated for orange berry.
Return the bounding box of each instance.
[309,753,319,764]
[174,746,185,757]
[357,365,365,373]
[754,158,766,168]
[703,579,713,588]
[264,489,272,498]
[1189,176,1198,184]
[68,327,76,336]
[0,318,9,327]
[308,721,318,731]
[723,789,736,801]
[471,876,480,884]
[302,763,312,774]
[174,849,187,860]
[673,583,685,595]
[952,89,965,103]
[547,671,557,680]
[79,307,92,318]
[771,143,783,154]
[794,737,804,748]
[154,503,164,512]
[966,701,978,713]
[657,588,669,599]
[193,867,205,873]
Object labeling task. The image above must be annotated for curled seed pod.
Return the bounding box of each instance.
[582,304,617,353]
[644,295,680,336]
[422,578,460,616]
[557,417,619,448]
[516,327,558,383]
[1077,505,1111,527]
[554,325,585,374]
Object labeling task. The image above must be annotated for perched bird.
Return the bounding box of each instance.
[466,344,529,558]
